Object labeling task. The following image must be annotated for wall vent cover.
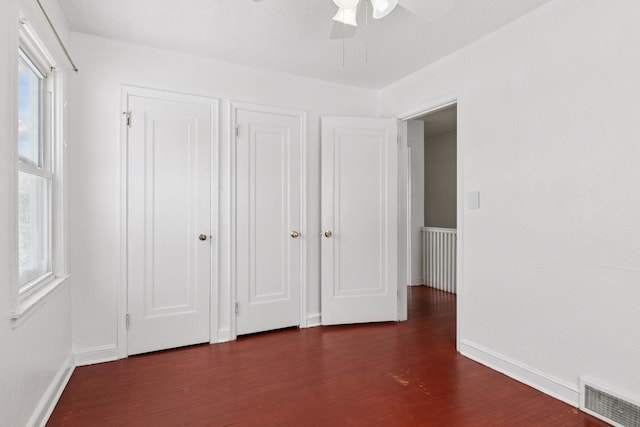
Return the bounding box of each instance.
[581,380,640,427]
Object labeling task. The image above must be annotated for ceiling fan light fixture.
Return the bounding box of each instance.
[370,0,398,19]
[333,6,359,27]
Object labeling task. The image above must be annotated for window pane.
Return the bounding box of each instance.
[18,56,43,168]
[18,172,51,287]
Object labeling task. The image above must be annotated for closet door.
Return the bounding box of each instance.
[321,117,398,325]
[235,107,302,335]
[126,91,214,355]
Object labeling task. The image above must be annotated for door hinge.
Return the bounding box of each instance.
[124,111,132,128]
[235,124,240,138]
[235,302,239,316]
[126,313,130,330]
[397,134,401,145]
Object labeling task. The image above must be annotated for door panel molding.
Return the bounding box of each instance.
[229,101,307,339]
[119,85,219,358]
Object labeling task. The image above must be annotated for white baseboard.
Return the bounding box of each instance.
[27,353,75,427]
[74,345,119,367]
[217,328,232,342]
[460,339,579,406]
[408,283,425,287]
[305,313,321,327]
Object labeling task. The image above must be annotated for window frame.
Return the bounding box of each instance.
[12,17,68,325]
[17,45,54,297]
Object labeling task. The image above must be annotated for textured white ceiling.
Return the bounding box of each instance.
[57,0,553,89]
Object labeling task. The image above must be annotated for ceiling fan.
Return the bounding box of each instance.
[332,0,398,27]
[328,0,453,55]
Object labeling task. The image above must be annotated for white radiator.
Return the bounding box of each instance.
[421,227,457,293]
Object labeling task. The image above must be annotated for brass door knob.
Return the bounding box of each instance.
[324,230,333,238]
[291,231,299,238]
[199,234,207,241]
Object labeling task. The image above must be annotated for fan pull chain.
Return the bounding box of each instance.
[342,22,345,67]
[365,0,369,64]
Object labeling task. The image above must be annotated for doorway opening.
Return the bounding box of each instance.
[399,99,460,349]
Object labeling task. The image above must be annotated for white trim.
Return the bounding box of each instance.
[228,101,237,341]
[9,0,20,318]
[422,226,457,233]
[305,313,322,327]
[454,96,464,351]
[26,353,74,427]
[406,143,413,293]
[397,120,409,322]
[397,284,408,321]
[299,112,308,328]
[73,345,119,367]
[17,16,56,76]
[396,90,464,351]
[460,339,579,406]
[229,101,308,338]
[396,92,459,122]
[118,87,128,359]
[51,66,68,293]
[119,85,220,357]
[217,328,232,343]
[11,275,69,328]
[209,93,221,344]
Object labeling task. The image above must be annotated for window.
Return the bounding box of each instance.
[18,49,52,293]
[15,22,65,307]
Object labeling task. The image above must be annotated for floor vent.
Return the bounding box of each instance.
[580,379,640,427]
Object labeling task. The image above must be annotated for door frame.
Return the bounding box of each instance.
[228,101,307,341]
[396,91,464,351]
[118,85,220,359]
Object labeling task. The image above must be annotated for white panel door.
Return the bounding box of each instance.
[127,94,211,356]
[235,109,301,335]
[321,117,398,325]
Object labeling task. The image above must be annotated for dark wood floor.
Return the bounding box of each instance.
[49,287,609,426]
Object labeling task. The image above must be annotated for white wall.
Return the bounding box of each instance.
[68,33,380,353]
[407,120,424,285]
[381,0,640,404]
[424,130,457,229]
[0,1,73,426]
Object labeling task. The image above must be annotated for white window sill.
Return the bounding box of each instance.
[11,275,70,328]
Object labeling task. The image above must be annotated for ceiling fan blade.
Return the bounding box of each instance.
[329,21,357,40]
